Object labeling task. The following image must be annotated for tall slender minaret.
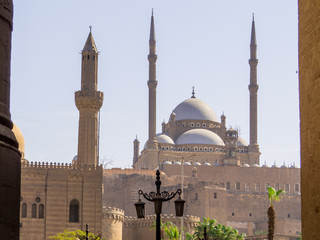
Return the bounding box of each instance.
[146,11,158,149]
[133,136,140,164]
[75,27,104,166]
[248,15,259,151]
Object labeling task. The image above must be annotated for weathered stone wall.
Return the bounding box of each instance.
[123,214,199,240]
[20,163,102,240]
[103,167,301,235]
[298,1,320,239]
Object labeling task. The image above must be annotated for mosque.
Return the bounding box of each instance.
[16,14,300,240]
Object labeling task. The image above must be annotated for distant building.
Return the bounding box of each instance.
[17,14,300,240]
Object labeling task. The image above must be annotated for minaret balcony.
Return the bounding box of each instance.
[75,90,103,111]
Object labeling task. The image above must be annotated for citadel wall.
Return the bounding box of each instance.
[102,206,124,240]
[103,167,301,235]
[123,214,199,240]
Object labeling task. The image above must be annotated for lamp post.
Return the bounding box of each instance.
[85,224,89,240]
[135,170,185,240]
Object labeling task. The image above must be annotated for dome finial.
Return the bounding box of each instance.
[89,25,92,33]
[191,86,196,98]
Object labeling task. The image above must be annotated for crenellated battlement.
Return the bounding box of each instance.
[22,161,103,171]
[102,206,125,222]
[123,214,200,228]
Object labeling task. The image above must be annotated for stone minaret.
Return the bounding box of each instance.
[146,11,158,149]
[133,136,140,164]
[248,16,259,152]
[75,28,103,167]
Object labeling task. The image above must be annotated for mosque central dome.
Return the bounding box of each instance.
[176,129,225,146]
[172,98,218,122]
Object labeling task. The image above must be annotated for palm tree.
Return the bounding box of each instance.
[267,186,285,240]
[162,222,181,240]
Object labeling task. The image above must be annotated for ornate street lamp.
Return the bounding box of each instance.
[135,170,185,240]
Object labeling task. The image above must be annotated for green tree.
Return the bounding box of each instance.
[297,232,302,240]
[267,186,285,240]
[151,221,182,240]
[49,229,104,240]
[162,221,182,240]
[187,217,245,240]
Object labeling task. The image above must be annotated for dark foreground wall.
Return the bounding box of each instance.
[0,1,21,239]
[299,0,320,239]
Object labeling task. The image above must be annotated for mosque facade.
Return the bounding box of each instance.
[16,14,300,240]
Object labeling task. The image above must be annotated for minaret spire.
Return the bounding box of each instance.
[191,86,196,98]
[147,10,158,149]
[248,15,259,153]
[75,29,104,167]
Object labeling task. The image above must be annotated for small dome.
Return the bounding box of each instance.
[252,164,260,167]
[242,163,250,167]
[194,162,201,165]
[272,162,279,168]
[213,162,220,166]
[203,162,211,166]
[73,155,78,161]
[176,129,225,146]
[163,161,172,165]
[12,124,25,158]
[173,161,182,165]
[156,134,175,145]
[290,163,298,168]
[237,138,248,147]
[144,134,175,150]
[183,162,191,165]
[281,165,288,168]
[172,98,218,122]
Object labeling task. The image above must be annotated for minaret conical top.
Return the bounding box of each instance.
[150,10,156,42]
[250,14,256,46]
[83,28,98,53]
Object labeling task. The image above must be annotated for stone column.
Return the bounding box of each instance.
[0,1,21,239]
[299,1,320,239]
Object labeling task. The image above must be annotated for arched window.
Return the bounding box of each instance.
[38,204,44,219]
[32,204,37,218]
[21,203,27,218]
[69,199,80,222]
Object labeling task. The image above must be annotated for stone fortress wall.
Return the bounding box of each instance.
[123,214,199,240]
[103,165,301,236]
[102,207,124,240]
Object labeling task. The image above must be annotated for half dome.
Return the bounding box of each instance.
[156,134,175,144]
[172,98,218,122]
[176,129,225,146]
[237,138,248,147]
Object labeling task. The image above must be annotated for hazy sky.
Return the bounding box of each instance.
[10,1,299,168]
